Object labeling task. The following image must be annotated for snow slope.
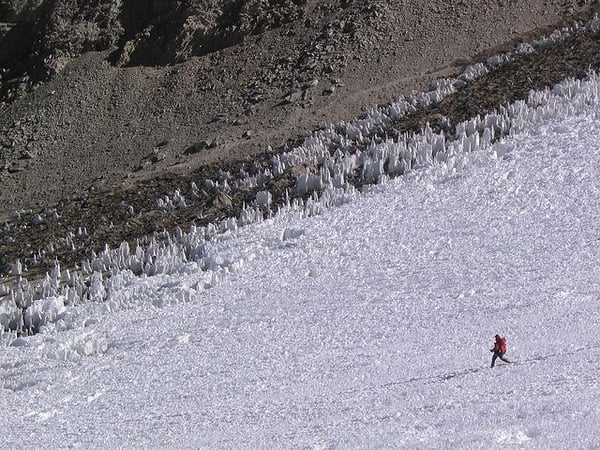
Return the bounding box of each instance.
[2,77,600,448]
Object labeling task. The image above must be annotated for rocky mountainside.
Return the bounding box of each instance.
[0,0,598,278]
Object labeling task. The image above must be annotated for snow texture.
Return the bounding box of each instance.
[2,65,600,449]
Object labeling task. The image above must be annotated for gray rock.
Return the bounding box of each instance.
[283,89,303,104]
[185,142,208,155]
[185,137,223,155]
[20,150,35,160]
[210,137,225,148]
[8,159,31,172]
[150,152,166,163]
[302,78,319,89]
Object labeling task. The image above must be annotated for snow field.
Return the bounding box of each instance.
[3,45,600,447]
[2,85,600,448]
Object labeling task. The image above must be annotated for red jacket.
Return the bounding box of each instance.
[493,336,507,353]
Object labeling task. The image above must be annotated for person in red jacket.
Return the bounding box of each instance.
[490,334,511,367]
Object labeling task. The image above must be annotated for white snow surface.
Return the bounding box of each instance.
[3,83,600,448]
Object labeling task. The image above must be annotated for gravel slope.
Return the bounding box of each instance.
[0,0,593,214]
